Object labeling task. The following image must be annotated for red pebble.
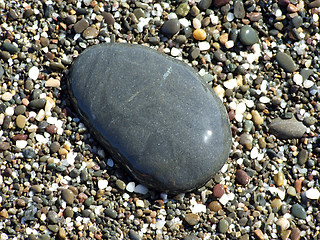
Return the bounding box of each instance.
[213,184,225,198]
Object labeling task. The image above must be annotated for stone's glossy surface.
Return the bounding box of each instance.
[268,118,306,139]
[239,25,259,45]
[161,19,180,37]
[68,43,231,194]
[276,52,297,73]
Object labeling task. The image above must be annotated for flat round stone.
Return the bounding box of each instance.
[67,43,231,194]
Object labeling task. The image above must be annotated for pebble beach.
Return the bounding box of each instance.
[0,0,320,239]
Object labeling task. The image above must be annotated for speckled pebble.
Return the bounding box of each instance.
[185,213,200,226]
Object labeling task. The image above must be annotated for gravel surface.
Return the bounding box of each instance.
[1,0,320,239]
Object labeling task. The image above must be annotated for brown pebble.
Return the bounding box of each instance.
[31,185,42,193]
[46,125,58,134]
[185,213,200,225]
[0,142,10,150]
[74,18,89,33]
[254,229,264,240]
[247,12,262,22]
[287,3,298,12]
[214,0,230,7]
[291,227,301,240]
[102,12,115,25]
[251,110,264,125]
[12,134,28,141]
[219,33,229,44]
[3,167,12,177]
[58,228,66,239]
[83,26,99,39]
[16,199,26,207]
[294,179,303,193]
[213,184,225,198]
[236,169,250,185]
[208,201,222,212]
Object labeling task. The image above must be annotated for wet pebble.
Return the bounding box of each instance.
[275,52,297,73]
[213,184,225,197]
[291,204,306,219]
[161,19,180,37]
[61,189,75,205]
[239,26,259,45]
[236,169,250,185]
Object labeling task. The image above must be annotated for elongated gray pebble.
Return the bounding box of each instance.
[275,52,297,73]
[268,118,306,139]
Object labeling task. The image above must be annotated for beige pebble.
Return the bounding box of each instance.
[213,85,225,98]
[276,217,290,231]
[16,115,27,129]
[45,78,61,88]
[251,110,264,125]
[274,172,285,187]
[192,18,201,29]
[2,92,13,101]
[254,229,264,240]
[35,109,45,121]
[136,199,144,208]
[271,198,282,211]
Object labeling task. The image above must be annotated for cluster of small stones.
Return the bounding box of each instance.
[0,0,320,239]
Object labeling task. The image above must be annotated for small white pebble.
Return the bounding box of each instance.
[226,12,234,21]
[305,188,320,199]
[293,73,303,86]
[98,180,109,190]
[155,220,166,229]
[223,79,237,89]
[5,107,14,116]
[303,80,314,89]
[167,12,177,19]
[28,66,40,80]
[171,47,181,57]
[198,41,210,51]
[192,18,201,29]
[134,184,148,194]
[135,199,144,208]
[210,14,219,25]
[126,182,135,192]
[179,18,190,27]
[225,40,234,49]
[250,147,259,159]
[2,92,13,101]
[259,96,270,104]
[16,140,28,149]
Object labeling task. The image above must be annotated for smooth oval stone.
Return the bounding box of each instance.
[161,19,180,37]
[268,118,306,139]
[239,25,259,45]
[67,43,231,194]
[275,52,297,73]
